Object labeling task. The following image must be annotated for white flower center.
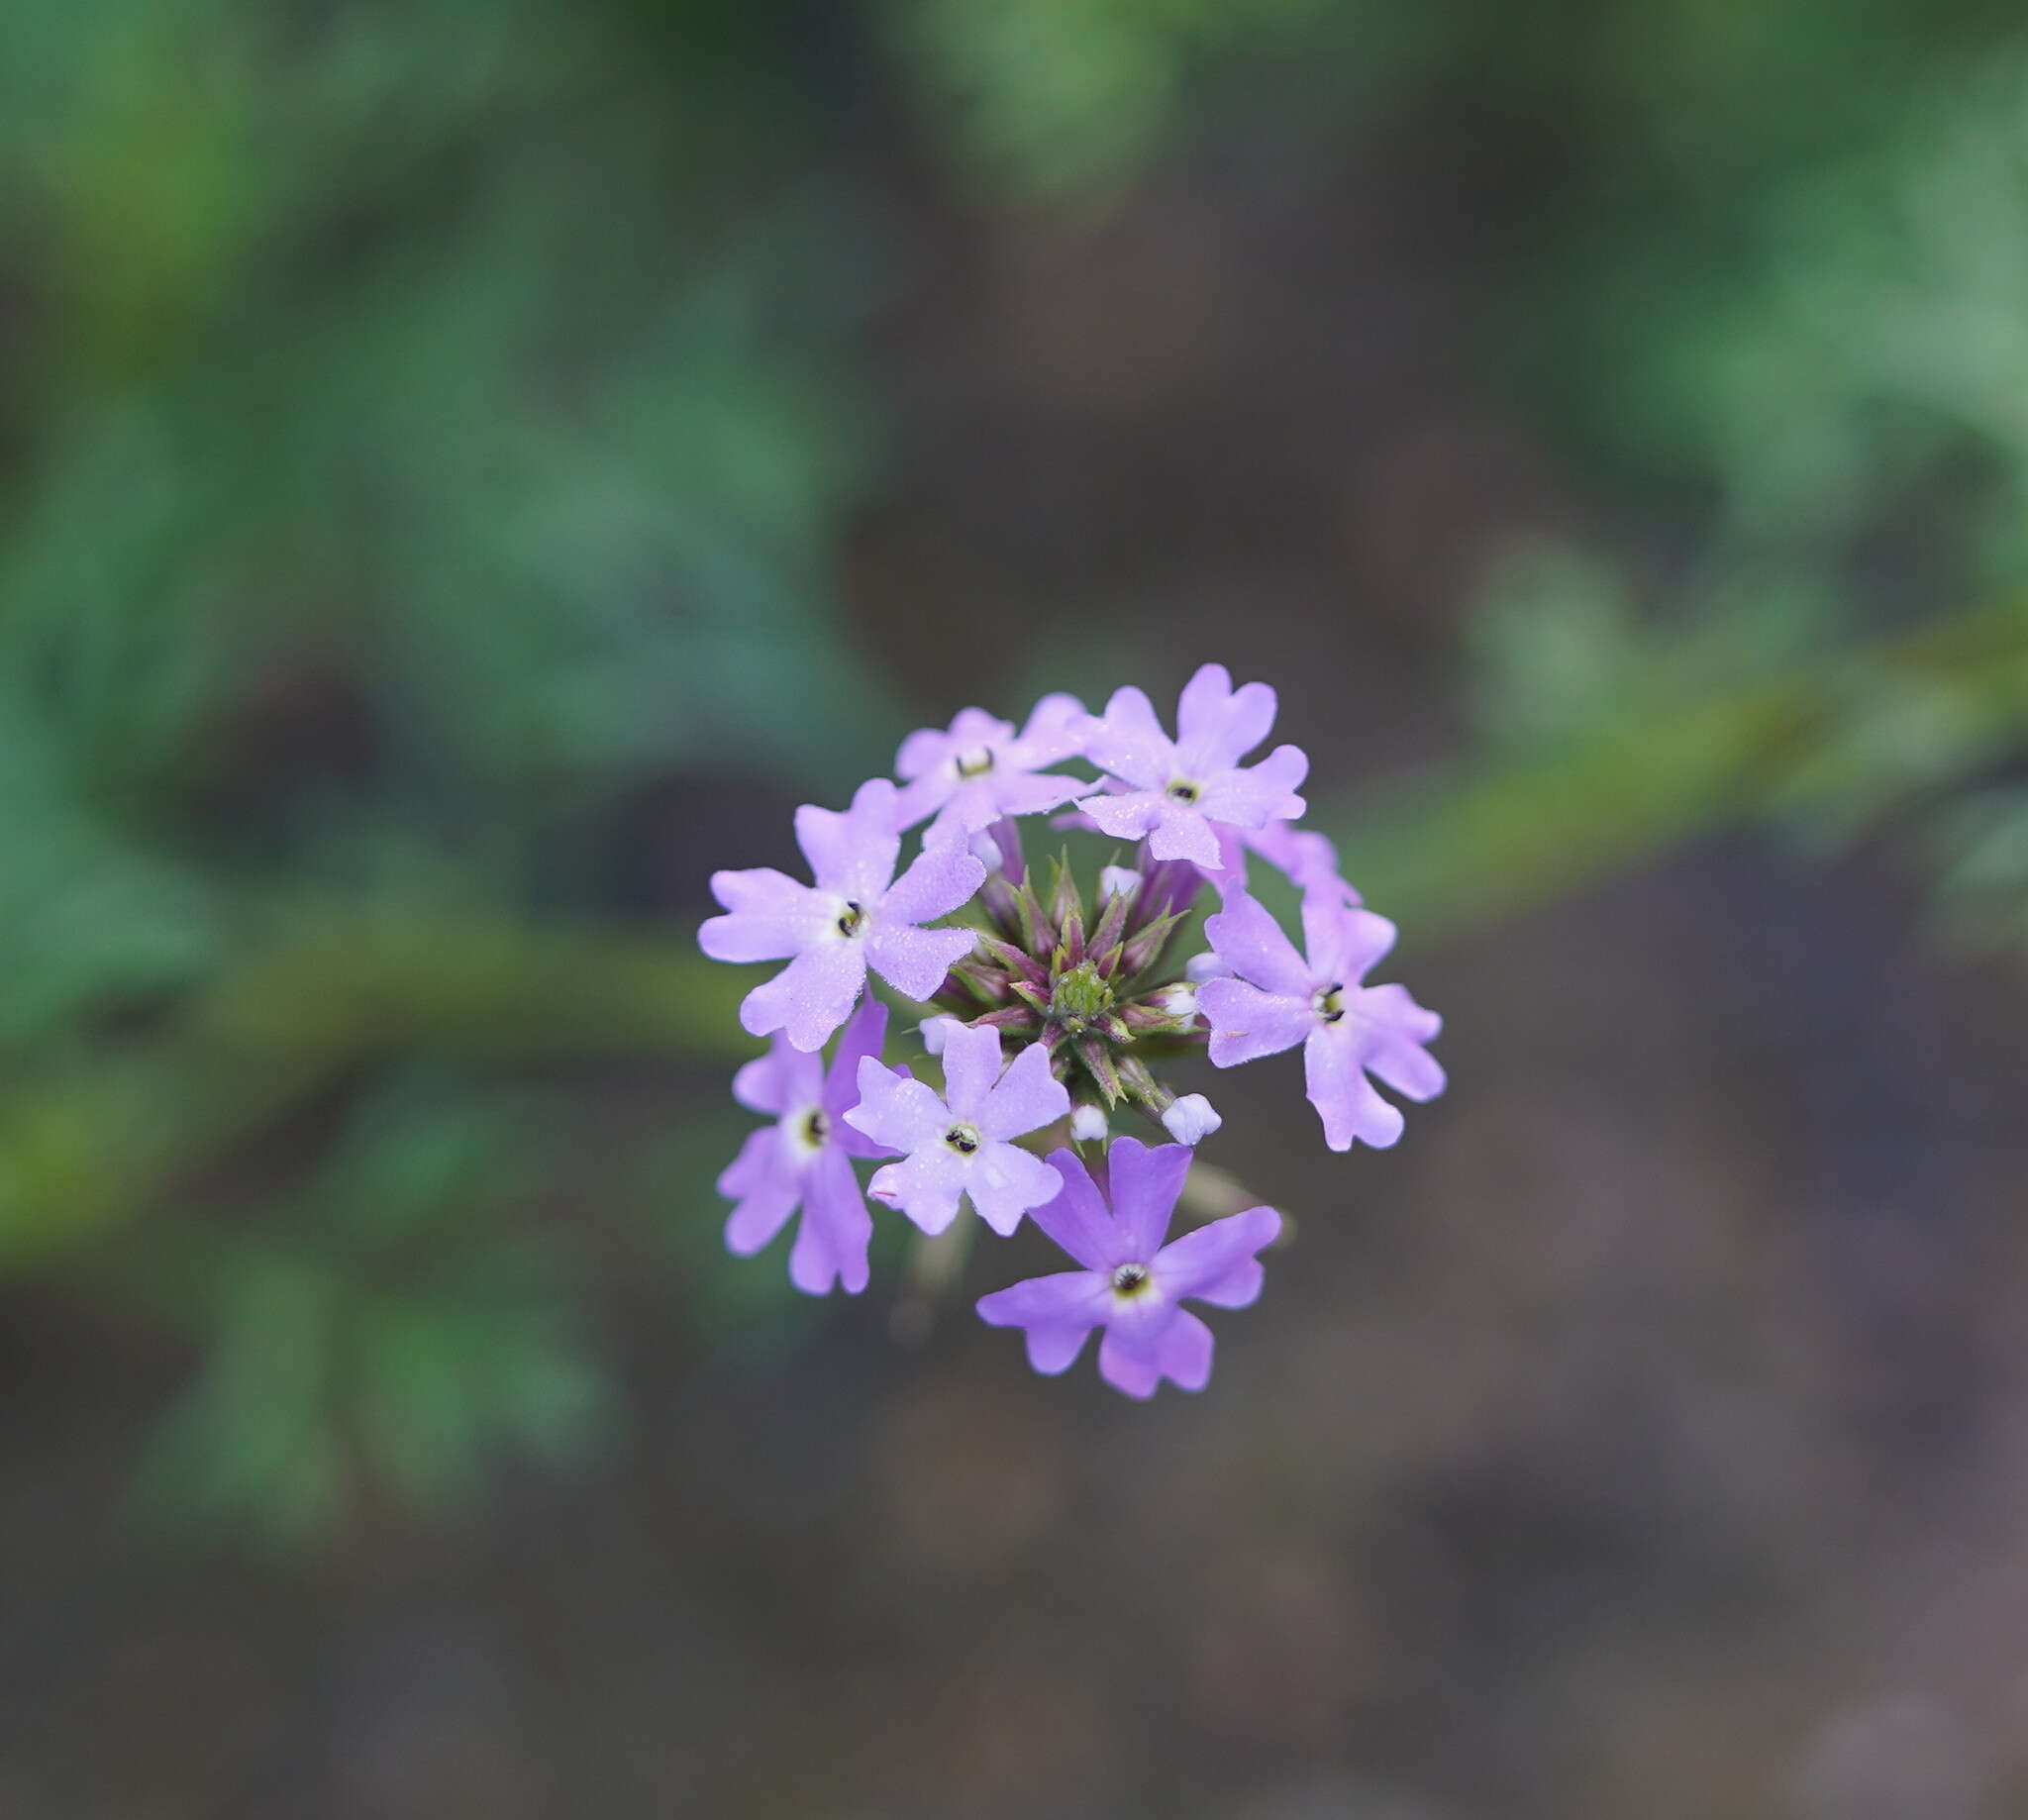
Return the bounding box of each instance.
[1312,983,1347,1024]
[943,1123,981,1156]
[1110,1262,1152,1297]
[955,746,996,778]
[786,1104,829,1158]
[833,898,866,939]
[1166,778,1201,805]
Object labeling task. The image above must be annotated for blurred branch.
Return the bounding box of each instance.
[14,603,2022,1281]
[1327,602,2028,938]
[0,908,750,1274]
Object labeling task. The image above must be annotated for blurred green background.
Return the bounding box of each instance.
[4,1,2028,1814]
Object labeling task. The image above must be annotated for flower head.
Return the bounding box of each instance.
[975,1140,1279,1397]
[699,778,984,1052]
[895,694,1090,847]
[845,1019,1070,1235]
[1198,887,1445,1151]
[717,997,892,1294]
[695,664,1456,1401]
[1073,663,1308,868]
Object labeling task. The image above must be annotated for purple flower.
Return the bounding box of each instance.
[1073,663,1308,868]
[699,778,985,1053]
[975,1139,1279,1398]
[894,694,1090,847]
[717,997,892,1294]
[845,1019,1069,1235]
[1198,888,1445,1151]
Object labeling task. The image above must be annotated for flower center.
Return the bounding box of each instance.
[835,899,865,938]
[943,1123,981,1156]
[1166,779,1200,805]
[955,746,995,778]
[1049,959,1114,1035]
[1110,1263,1151,1296]
[787,1104,829,1158]
[1313,983,1347,1024]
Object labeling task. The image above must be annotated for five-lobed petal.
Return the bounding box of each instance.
[716,996,893,1295]
[894,694,1092,847]
[976,1140,1279,1398]
[845,1020,1071,1235]
[1198,886,1445,1152]
[699,777,985,1052]
[1073,663,1310,867]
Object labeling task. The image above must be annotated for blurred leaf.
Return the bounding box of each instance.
[886,0,1347,196]
[0,907,752,1275]
[1928,786,2028,957]
[1467,544,1647,746]
[0,714,225,1047]
[1335,600,2028,936]
[141,1080,612,1541]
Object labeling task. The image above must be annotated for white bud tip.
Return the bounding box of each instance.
[967,830,1003,872]
[1099,865,1143,901]
[1155,983,1198,1020]
[1162,1093,1222,1147]
[1069,1104,1109,1143]
[920,1018,960,1056]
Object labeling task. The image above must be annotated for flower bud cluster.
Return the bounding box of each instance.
[696,664,1445,1397]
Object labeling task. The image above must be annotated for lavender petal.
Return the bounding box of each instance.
[699,868,832,961]
[1105,1136,1189,1259]
[1029,1149,1122,1271]
[862,921,979,1003]
[794,780,902,902]
[1154,1204,1279,1306]
[1197,977,1314,1066]
[842,1059,950,1154]
[975,1041,1070,1142]
[1203,890,1313,996]
[1304,1023,1406,1151]
[965,1140,1064,1236]
[739,941,867,1053]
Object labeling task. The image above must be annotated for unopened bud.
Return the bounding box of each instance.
[1185,952,1233,984]
[1117,910,1183,979]
[1099,865,1142,903]
[1161,1093,1222,1147]
[1069,1104,1109,1143]
[1050,960,1115,1030]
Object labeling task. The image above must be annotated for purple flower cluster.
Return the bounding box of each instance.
[698,664,1445,1397]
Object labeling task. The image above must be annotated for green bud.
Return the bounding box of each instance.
[1113,1054,1172,1115]
[1117,910,1184,981]
[1048,856,1085,958]
[1075,1036,1124,1105]
[1087,888,1133,965]
[1049,959,1115,1033]
[975,934,1050,988]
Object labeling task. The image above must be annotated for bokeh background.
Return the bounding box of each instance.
[6,1,2028,1815]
